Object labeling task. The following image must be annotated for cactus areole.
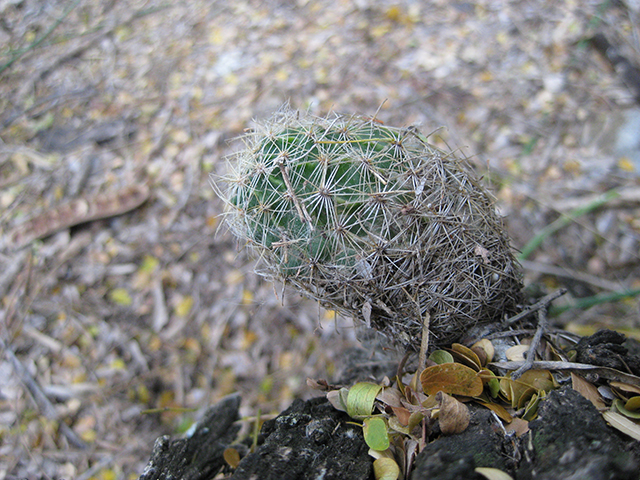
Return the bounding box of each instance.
[219,107,523,351]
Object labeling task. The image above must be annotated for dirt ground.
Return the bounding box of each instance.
[1,1,639,478]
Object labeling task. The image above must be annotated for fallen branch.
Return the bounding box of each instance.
[491,360,640,387]
[8,183,150,250]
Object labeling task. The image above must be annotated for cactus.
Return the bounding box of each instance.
[218,106,523,352]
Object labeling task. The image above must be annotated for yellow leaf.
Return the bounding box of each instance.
[385,5,402,21]
[110,358,126,370]
[480,400,513,423]
[109,288,132,306]
[613,399,640,419]
[618,157,635,172]
[242,289,254,305]
[100,468,117,480]
[139,255,159,273]
[373,457,400,480]
[175,296,193,317]
[80,428,97,443]
[626,396,640,412]
[450,343,482,371]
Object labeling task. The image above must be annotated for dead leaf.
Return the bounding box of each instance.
[391,405,412,426]
[474,244,490,263]
[435,391,470,435]
[450,343,482,371]
[223,447,240,468]
[505,417,529,437]
[376,386,404,409]
[420,362,484,397]
[472,338,495,364]
[475,467,514,480]
[505,345,529,362]
[373,457,400,480]
[327,388,349,412]
[571,373,606,410]
[477,400,512,423]
[610,381,640,396]
[603,411,640,441]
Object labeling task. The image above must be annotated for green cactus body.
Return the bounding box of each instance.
[221,108,523,351]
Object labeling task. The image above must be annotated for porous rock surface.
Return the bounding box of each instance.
[139,341,640,480]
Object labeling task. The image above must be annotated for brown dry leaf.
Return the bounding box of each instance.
[505,417,530,437]
[421,362,483,397]
[602,411,640,441]
[518,369,556,393]
[501,370,555,409]
[610,381,640,396]
[571,372,606,410]
[376,386,404,409]
[505,345,530,362]
[391,405,412,427]
[474,244,491,264]
[477,401,513,423]
[450,343,482,370]
[223,447,241,468]
[435,391,470,435]
[499,377,533,408]
[472,339,495,364]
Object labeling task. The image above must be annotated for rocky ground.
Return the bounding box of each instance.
[1,0,639,478]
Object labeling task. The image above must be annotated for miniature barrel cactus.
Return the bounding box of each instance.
[218,107,523,351]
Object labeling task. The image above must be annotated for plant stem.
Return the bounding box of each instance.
[0,0,82,75]
[518,188,620,260]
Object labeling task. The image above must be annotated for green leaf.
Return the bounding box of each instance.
[429,350,454,365]
[614,399,640,419]
[373,457,400,480]
[363,417,389,451]
[522,392,543,421]
[346,382,382,418]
